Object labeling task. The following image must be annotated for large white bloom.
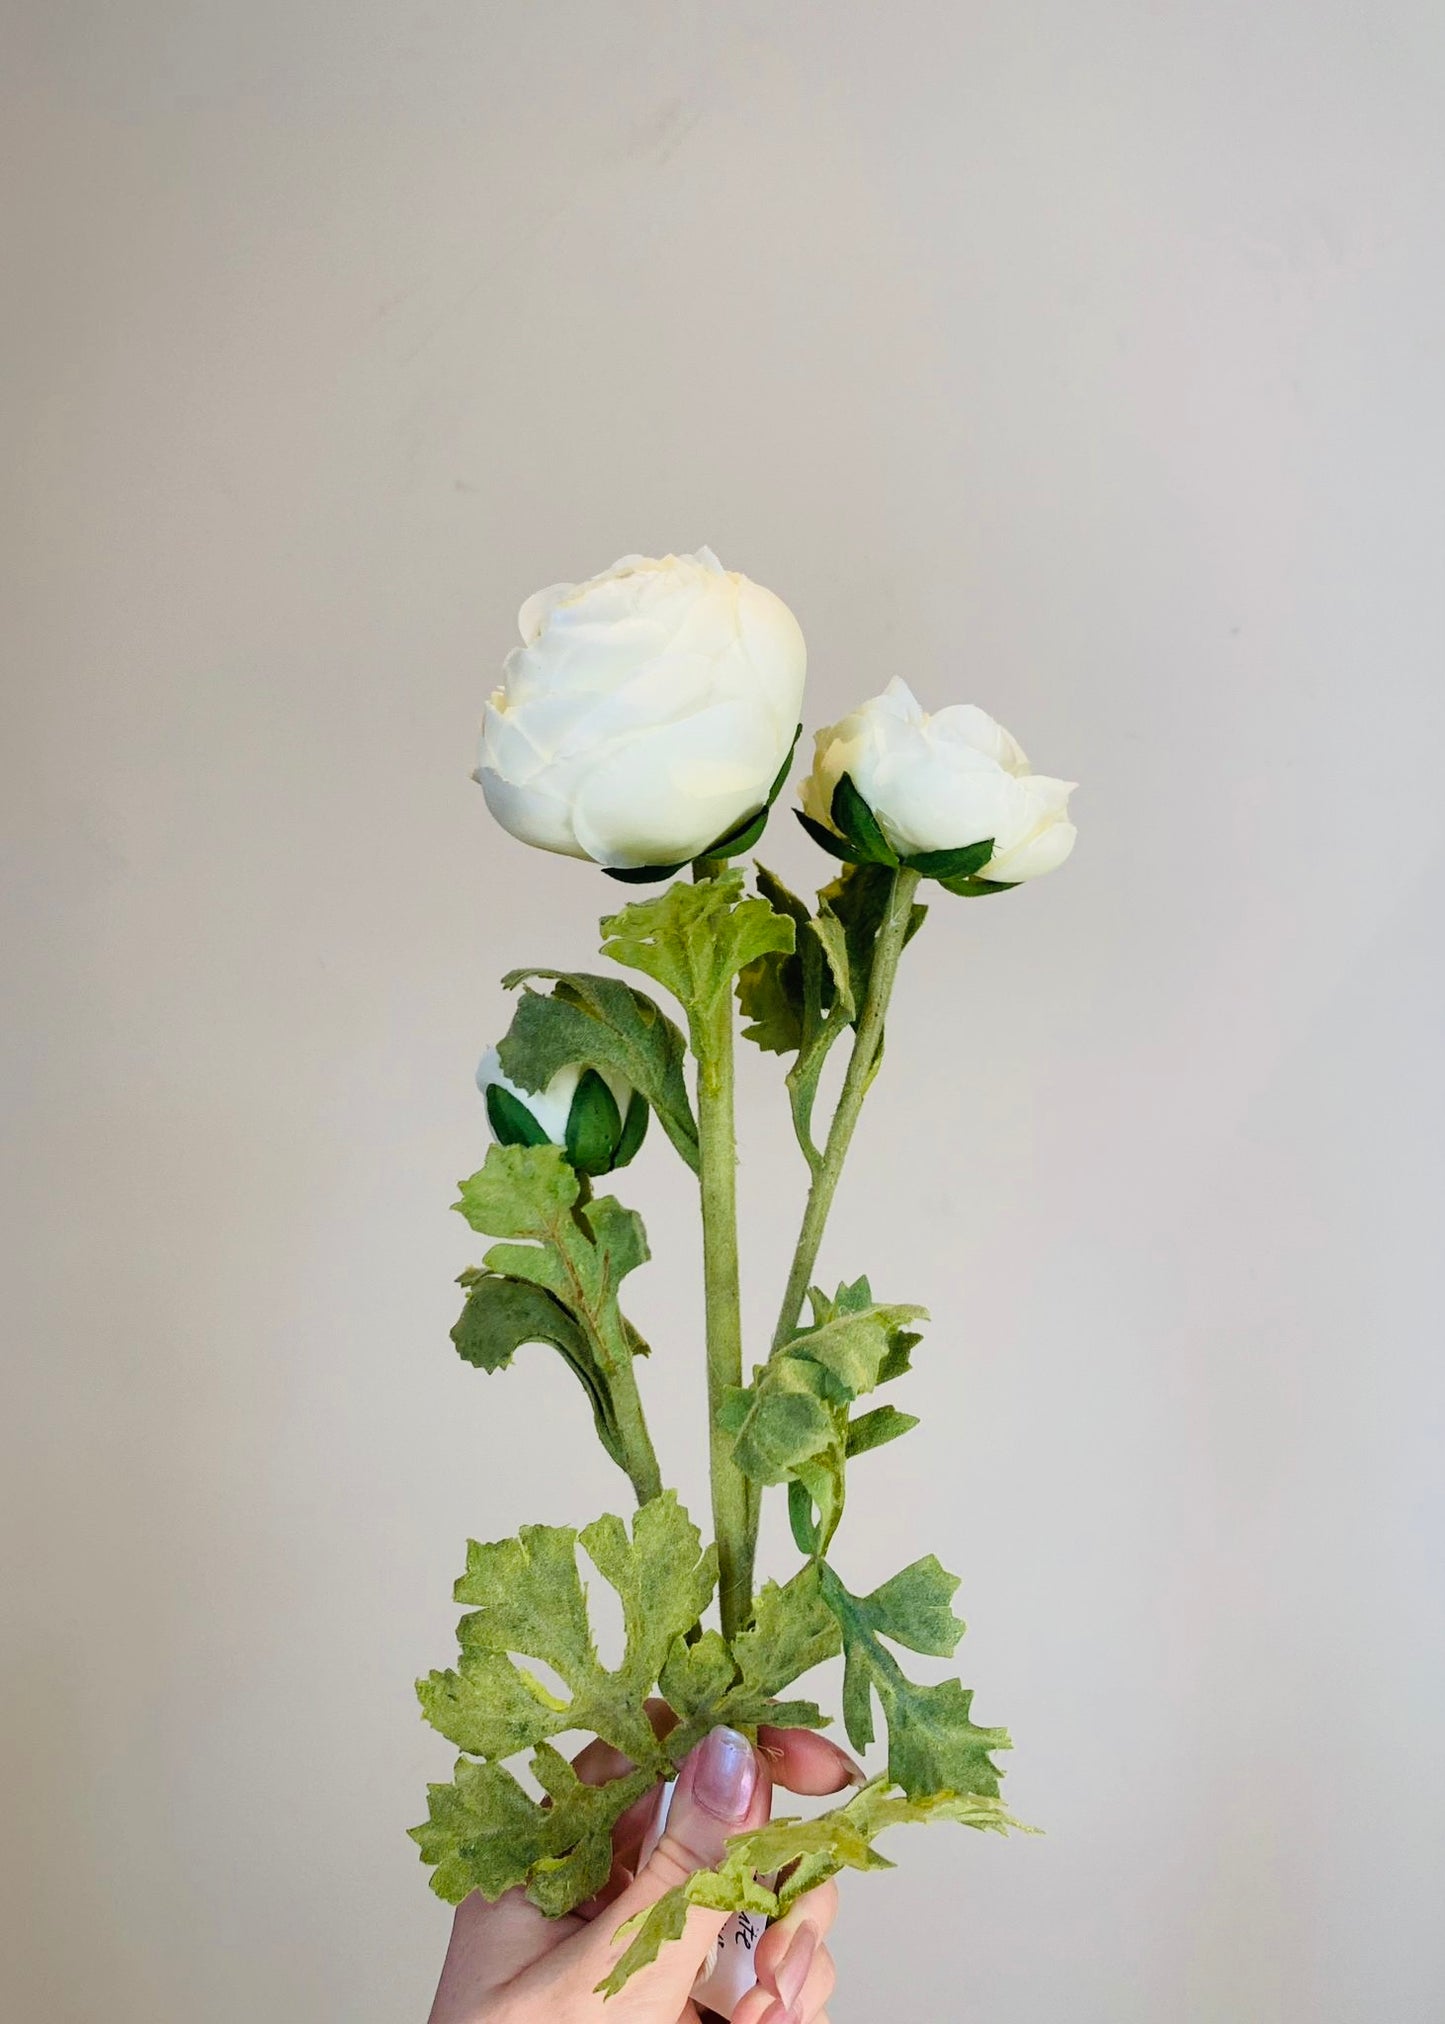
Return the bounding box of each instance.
[800,677,1077,881]
[475,549,807,870]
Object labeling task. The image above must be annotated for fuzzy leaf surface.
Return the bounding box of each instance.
[499,971,698,1170]
[818,1560,1010,1800]
[599,1779,1033,1994]
[417,1493,715,1768]
[412,1746,654,1911]
[601,869,794,1040]
[450,1271,622,1465]
[454,1144,652,1385]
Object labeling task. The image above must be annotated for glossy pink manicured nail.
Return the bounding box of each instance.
[692,1725,758,1822]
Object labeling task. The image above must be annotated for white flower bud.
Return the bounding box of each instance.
[800,677,1076,881]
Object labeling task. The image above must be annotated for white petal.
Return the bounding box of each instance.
[929,703,1029,775]
[986,817,1077,881]
[517,581,575,644]
[476,766,585,858]
[570,701,782,867]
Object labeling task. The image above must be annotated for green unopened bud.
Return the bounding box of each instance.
[475,1049,648,1175]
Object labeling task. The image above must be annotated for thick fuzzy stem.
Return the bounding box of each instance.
[695,980,753,1639]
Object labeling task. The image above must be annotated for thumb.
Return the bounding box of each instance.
[585,1726,770,2008]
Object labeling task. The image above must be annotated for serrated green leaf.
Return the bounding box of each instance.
[450,1273,623,1467]
[419,1494,716,1770]
[598,1777,1035,1994]
[458,1143,649,1369]
[601,869,795,1042]
[728,1299,928,1551]
[498,971,698,1171]
[598,1850,776,1997]
[731,1563,842,1700]
[817,1560,1009,1799]
[410,1746,654,1910]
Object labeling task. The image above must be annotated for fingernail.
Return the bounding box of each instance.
[774,1921,818,2008]
[756,2002,800,2024]
[842,1752,869,1787]
[692,1725,758,1822]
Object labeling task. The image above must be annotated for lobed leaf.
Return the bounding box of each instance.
[817,1560,1010,1800]
[498,971,698,1170]
[600,869,794,1041]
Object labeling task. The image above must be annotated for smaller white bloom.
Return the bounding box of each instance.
[800,677,1077,881]
[475,1049,632,1146]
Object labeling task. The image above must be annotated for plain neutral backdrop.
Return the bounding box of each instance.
[5,4,1444,2021]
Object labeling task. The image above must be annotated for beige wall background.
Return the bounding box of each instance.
[5,4,1444,2020]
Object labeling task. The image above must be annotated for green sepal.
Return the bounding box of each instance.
[484,1082,551,1149]
[939,874,1020,897]
[498,971,697,1171]
[563,1066,624,1176]
[612,1089,649,1169]
[901,838,995,881]
[795,807,868,863]
[599,726,802,882]
[830,773,898,865]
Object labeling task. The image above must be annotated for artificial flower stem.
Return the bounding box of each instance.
[693,861,754,1640]
[771,864,924,1350]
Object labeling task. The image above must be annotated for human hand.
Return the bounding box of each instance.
[426,1718,854,2024]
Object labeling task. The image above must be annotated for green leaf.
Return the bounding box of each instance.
[411,1745,654,1911]
[845,1403,920,1457]
[418,1493,716,1770]
[455,1145,652,1398]
[449,1272,623,1467]
[498,971,698,1171]
[830,773,898,865]
[597,1851,777,1997]
[726,1298,926,1551]
[597,1777,1035,1994]
[601,869,795,1041]
[731,1563,843,1703]
[817,1561,1010,1800]
[901,838,995,881]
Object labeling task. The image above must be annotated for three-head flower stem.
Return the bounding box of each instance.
[769,866,923,1352]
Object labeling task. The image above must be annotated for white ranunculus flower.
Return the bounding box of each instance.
[475,548,807,870]
[800,677,1077,881]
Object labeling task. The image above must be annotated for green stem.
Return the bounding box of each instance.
[771,865,923,1351]
[692,874,752,1640]
[610,1365,664,1508]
